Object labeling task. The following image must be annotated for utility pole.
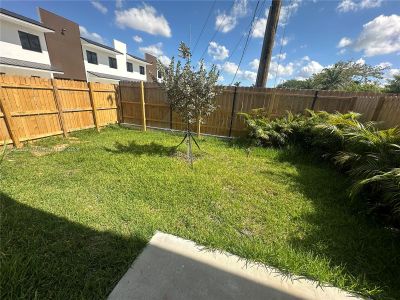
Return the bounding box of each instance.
[255,0,282,87]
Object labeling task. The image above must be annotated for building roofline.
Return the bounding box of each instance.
[127,53,150,64]
[80,37,123,54]
[87,71,139,82]
[0,8,54,32]
[0,57,63,73]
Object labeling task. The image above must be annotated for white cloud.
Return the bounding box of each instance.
[139,43,171,65]
[221,62,258,84]
[242,70,257,82]
[249,59,259,71]
[299,60,324,77]
[388,68,400,77]
[280,37,289,46]
[139,42,164,57]
[279,0,301,26]
[215,0,248,33]
[337,0,382,12]
[270,61,295,78]
[222,61,240,75]
[272,53,287,61]
[356,58,366,65]
[252,18,267,38]
[353,14,400,56]
[207,41,229,60]
[377,62,392,68]
[91,1,108,14]
[266,57,325,84]
[133,35,143,43]
[79,26,105,44]
[115,4,172,37]
[116,0,123,9]
[337,37,353,48]
[158,55,171,66]
[218,75,225,83]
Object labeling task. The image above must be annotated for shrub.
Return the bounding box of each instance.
[241,110,400,226]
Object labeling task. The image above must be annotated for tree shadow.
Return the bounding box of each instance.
[0,193,148,299]
[104,141,176,156]
[273,148,400,298]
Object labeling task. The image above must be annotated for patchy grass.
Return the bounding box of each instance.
[1,126,399,299]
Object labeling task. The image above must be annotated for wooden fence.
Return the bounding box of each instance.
[0,75,119,147]
[120,82,400,137]
[1,76,399,147]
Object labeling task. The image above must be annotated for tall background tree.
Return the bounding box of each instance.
[385,74,400,93]
[277,60,386,92]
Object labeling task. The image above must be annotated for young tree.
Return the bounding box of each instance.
[155,42,220,166]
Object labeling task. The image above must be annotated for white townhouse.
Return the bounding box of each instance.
[81,37,150,83]
[0,8,62,78]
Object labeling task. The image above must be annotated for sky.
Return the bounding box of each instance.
[2,0,400,86]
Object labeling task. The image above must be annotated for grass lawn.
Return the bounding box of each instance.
[1,126,399,299]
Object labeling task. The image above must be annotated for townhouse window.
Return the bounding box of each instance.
[86,51,98,64]
[127,62,133,72]
[139,66,145,75]
[18,31,41,52]
[109,57,117,69]
[157,70,162,79]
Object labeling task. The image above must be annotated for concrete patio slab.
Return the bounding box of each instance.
[108,231,360,300]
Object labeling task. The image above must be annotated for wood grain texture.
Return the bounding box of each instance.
[0,75,118,146]
[120,83,400,137]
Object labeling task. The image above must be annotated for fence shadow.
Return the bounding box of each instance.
[0,193,148,299]
[273,149,400,298]
[104,141,176,156]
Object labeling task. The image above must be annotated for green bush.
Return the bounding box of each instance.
[241,110,400,226]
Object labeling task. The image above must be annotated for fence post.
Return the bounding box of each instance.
[228,86,238,137]
[51,79,68,137]
[169,105,173,130]
[310,90,319,110]
[0,87,22,148]
[371,96,386,121]
[116,83,123,123]
[140,81,147,131]
[88,82,100,132]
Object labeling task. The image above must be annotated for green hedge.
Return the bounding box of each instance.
[241,109,400,226]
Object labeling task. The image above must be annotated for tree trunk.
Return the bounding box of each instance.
[197,117,201,138]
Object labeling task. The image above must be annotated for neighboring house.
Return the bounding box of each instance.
[145,53,161,82]
[39,8,86,81]
[0,8,62,78]
[0,7,155,82]
[81,37,150,83]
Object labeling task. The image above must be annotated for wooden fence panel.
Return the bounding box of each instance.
[90,82,118,126]
[0,75,62,142]
[0,75,118,145]
[144,83,169,129]
[55,79,94,132]
[377,95,400,128]
[120,82,142,125]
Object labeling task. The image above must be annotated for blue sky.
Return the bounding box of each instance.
[2,0,400,86]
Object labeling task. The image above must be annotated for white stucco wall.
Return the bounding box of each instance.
[0,65,53,78]
[0,20,51,65]
[82,39,147,82]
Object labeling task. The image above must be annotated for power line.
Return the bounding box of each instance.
[192,0,217,55]
[227,0,267,62]
[199,0,236,61]
[230,0,261,85]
